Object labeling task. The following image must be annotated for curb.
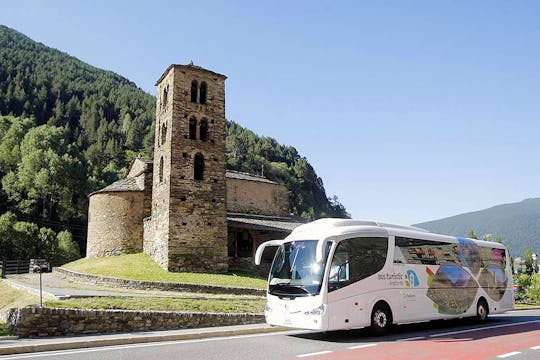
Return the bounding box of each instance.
[0,336,18,341]
[0,325,287,356]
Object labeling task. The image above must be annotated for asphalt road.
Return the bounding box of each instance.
[2,310,540,360]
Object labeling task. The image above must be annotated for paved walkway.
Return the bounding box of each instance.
[4,273,262,300]
[0,323,288,356]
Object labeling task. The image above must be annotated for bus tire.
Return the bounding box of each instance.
[370,302,392,336]
[476,298,489,323]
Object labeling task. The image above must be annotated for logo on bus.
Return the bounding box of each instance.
[405,270,420,287]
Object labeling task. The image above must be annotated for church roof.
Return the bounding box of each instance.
[90,162,283,196]
[225,170,281,185]
[227,213,304,233]
[90,177,143,195]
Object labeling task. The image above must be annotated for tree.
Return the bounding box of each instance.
[53,230,80,265]
[2,124,89,221]
[0,116,34,173]
[524,248,538,275]
[467,230,478,239]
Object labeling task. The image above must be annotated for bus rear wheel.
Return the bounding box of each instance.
[476,298,489,323]
[370,303,392,336]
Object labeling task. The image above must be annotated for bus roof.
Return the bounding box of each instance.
[290,218,428,236]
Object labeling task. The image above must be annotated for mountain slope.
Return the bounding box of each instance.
[414,198,540,258]
[0,24,348,251]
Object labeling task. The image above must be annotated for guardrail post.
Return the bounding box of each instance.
[1,258,6,278]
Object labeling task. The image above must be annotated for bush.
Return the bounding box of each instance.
[527,274,540,303]
[53,230,80,265]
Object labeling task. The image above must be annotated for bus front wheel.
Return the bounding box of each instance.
[370,302,392,336]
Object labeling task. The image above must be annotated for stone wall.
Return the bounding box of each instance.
[86,191,144,258]
[6,307,264,338]
[53,267,265,296]
[226,178,289,217]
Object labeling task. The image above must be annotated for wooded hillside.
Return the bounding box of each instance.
[0,25,348,256]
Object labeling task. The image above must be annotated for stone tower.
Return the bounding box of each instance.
[144,63,228,272]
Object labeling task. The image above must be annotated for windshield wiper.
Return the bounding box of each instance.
[269,284,311,296]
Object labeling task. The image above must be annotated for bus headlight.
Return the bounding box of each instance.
[304,304,326,316]
[265,304,273,313]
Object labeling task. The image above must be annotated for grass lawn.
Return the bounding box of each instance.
[46,296,265,313]
[0,322,13,337]
[63,253,268,289]
[0,280,38,336]
[515,303,540,310]
[0,281,39,310]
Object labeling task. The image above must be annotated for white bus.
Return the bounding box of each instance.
[254,219,514,334]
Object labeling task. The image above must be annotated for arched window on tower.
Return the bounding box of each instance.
[200,81,207,104]
[200,118,208,141]
[156,120,161,146]
[161,123,167,144]
[162,86,168,109]
[189,117,197,140]
[190,80,198,103]
[159,156,164,183]
[194,153,205,180]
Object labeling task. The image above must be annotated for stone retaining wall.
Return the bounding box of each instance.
[53,267,266,296]
[5,307,264,338]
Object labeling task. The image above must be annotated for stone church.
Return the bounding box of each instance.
[86,63,303,273]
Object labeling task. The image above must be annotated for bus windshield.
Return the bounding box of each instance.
[268,240,331,297]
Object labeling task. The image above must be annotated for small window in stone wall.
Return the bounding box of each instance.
[200,81,207,104]
[190,80,198,103]
[228,231,254,258]
[159,156,164,183]
[194,153,205,180]
[200,119,208,141]
[189,117,197,140]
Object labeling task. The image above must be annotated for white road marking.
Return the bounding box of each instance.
[296,350,333,358]
[397,336,426,342]
[347,343,377,349]
[530,345,540,350]
[497,351,521,358]
[429,319,540,338]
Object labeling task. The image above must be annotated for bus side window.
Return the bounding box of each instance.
[329,237,388,292]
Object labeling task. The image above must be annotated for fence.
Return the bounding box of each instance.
[0,259,31,278]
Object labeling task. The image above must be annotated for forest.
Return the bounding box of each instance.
[0,25,348,261]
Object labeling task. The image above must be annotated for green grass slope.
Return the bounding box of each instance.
[62,253,267,289]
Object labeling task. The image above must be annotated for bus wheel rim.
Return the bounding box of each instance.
[374,310,387,327]
[478,304,486,319]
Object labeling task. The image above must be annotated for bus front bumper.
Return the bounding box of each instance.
[265,303,328,331]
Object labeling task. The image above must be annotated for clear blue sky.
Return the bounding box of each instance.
[2,1,539,226]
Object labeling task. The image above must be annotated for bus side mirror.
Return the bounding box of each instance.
[254,239,286,265]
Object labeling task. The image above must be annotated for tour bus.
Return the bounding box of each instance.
[254,219,514,334]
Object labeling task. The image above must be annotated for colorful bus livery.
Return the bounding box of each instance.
[255,219,514,334]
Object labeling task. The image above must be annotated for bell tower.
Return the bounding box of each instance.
[144,63,228,272]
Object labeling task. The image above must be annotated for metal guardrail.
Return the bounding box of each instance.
[1,259,31,278]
